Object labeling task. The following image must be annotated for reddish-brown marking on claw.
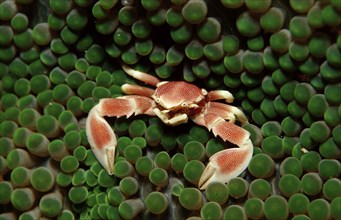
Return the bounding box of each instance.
[212,121,247,146]
[208,102,233,111]
[89,116,111,149]
[216,149,249,173]
[101,99,133,117]
[128,96,155,115]
[206,102,233,118]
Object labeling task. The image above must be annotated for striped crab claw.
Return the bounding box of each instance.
[86,65,253,189]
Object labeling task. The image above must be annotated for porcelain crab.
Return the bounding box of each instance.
[86,65,253,189]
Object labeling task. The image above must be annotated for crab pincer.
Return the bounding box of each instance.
[86,96,156,174]
[198,114,253,189]
[86,104,117,174]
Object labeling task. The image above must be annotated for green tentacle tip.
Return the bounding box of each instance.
[300,151,321,172]
[310,121,331,143]
[149,167,168,188]
[236,12,260,37]
[179,187,203,210]
[318,159,341,180]
[185,39,204,60]
[279,174,301,197]
[10,166,31,187]
[248,153,275,178]
[36,115,60,138]
[200,201,223,220]
[331,197,341,220]
[71,168,86,186]
[60,155,79,174]
[166,45,185,65]
[260,7,285,33]
[129,119,147,138]
[224,50,244,74]
[26,133,50,157]
[323,178,341,201]
[98,169,115,187]
[0,120,17,138]
[261,121,282,137]
[118,199,145,220]
[205,138,225,158]
[118,6,137,26]
[289,16,312,40]
[119,176,139,196]
[6,148,35,170]
[145,192,169,214]
[18,108,41,130]
[243,50,264,74]
[135,156,154,176]
[39,192,63,218]
[248,178,271,200]
[182,0,207,24]
[171,153,188,173]
[307,199,331,220]
[264,195,289,220]
[288,193,310,215]
[197,17,221,43]
[223,205,247,220]
[183,160,205,185]
[183,141,205,161]
[154,151,171,170]
[280,156,303,177]
[32,23,52,46]
[30,167,55,192]
[114,159,135,179]
[108,186,126,206]
[11,188,35,211]
[227,177,249,199]
[205,181,229,204]
[0,26,14,46]
[123,144,142,163]
[68,186,88,204]
[301,173,322,196]
[261,136,285,159]
[66,9,88,31]
[203,40,224,61]
[160,133,176,150]
[270,29,291,53]
[132,19,151,39]
[0,181,13,205]
[244,198,264,219]
[145,124,163,146]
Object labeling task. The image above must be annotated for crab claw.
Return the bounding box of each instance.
[198,139,253,189]
[86,105,117,174]
[86,97,156,174]
[198,114,253,190]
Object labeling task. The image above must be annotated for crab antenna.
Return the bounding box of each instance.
[122,65,160,87]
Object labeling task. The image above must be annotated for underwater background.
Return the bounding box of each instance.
[0,0,340,219]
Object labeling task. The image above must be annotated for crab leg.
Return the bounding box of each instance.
[121,84,155,98]
[198,113,253,190]
[207,90,234,103]
[206,102,248,124]
[122,65,160,86]
[86,96,155,174]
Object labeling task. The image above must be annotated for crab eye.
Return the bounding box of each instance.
[181,102,188,107]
